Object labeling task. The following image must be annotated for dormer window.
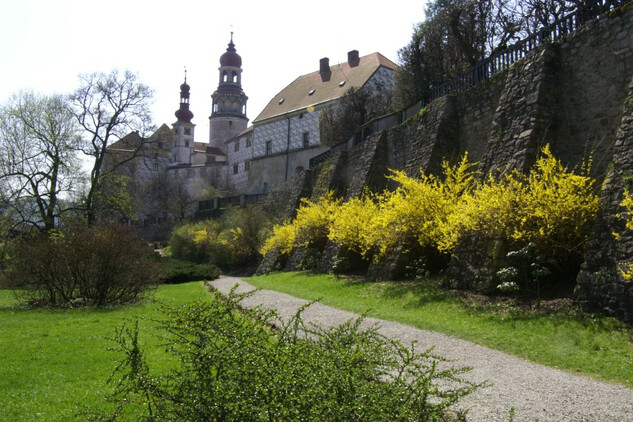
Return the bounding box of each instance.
[339,81,346,87]
[308,89,316,95]
[278,98,285,104]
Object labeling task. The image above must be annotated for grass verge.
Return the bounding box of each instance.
[0,282,212,421]
[247,272,633,388]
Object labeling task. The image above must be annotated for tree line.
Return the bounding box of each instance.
[393,0,586,108]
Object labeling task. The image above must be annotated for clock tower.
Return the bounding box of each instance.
[209,33,249,152]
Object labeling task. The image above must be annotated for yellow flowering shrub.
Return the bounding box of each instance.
[259,192,342,257]
[455,171,526,245]
[617,190,633,279]
[516,145,598,254]
[363,154,477,257]
[328,195,379,256]
[456,145,598,259]
[259,223,296,256]
[258,146,598,277]
[293,193,342,248]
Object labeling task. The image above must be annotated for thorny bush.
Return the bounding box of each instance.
[91,288,483,421]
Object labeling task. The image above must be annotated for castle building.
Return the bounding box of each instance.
[108,35,396,225]
[225,50,397,194]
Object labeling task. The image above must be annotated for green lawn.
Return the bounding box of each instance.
[247,272,633,388]
[0,282,212,421]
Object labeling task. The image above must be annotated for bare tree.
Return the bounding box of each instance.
[0,92,82,231]
[517,0,584,36]
[140,172,199,223]
[394,0,522,105]
[70,69,154,225]
[320,87,393,147]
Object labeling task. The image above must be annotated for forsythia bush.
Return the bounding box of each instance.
[261,146,599,282]
[259,193,341,256]
[328,195,379,256]
[370,154,476,256]
[617,190,633,279]
[459,146,598,258]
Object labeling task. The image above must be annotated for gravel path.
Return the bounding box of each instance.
[210,276,633,421]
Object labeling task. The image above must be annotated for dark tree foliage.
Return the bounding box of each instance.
[320,86,393,147]
[393,0,584,108]
[90,290,482,421]
[3,223,163,307]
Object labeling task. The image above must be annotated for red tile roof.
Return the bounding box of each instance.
[253,52,397,123]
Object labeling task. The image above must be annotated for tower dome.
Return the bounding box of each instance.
[220,33,242,67]
[175,73,194,123]
[209,33,248,151]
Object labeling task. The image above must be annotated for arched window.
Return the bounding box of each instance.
[231,71,237,82]
[222,71,228,82]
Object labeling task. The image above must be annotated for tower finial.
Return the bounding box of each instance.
[184,66,187,83]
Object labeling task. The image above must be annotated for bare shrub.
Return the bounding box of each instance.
[4,223,163,307]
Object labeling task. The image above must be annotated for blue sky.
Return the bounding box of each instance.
[0,0,426,137]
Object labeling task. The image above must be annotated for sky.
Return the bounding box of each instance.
[0,0,426,138]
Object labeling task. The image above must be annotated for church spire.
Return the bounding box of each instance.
[175,69,193,123]
[209,33,249,150]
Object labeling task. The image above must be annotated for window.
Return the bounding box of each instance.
[246,137,251,148]
[245,160,250,172]
[184,127,191,135]
[303,132,310,148]
[234,141,240,152]
[184,141,189,147]
[266,140,272,155]
[233,164,239,174]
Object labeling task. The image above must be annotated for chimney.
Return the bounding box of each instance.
[348,50,360,67]
[319,57,331,81]
[320,57,330,74]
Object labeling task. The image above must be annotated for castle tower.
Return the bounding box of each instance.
[171,73,195,165]
[209,33,249,151]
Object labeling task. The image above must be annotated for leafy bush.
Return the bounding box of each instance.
[170,206,271,272]
[162,259,221,284]
[94,290,481,421]
[3,223,162,307]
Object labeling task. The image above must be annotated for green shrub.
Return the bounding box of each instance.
[170,206,272,272]
[94,289,481,421]
[162,259,221,284]
[3,223,163,307]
